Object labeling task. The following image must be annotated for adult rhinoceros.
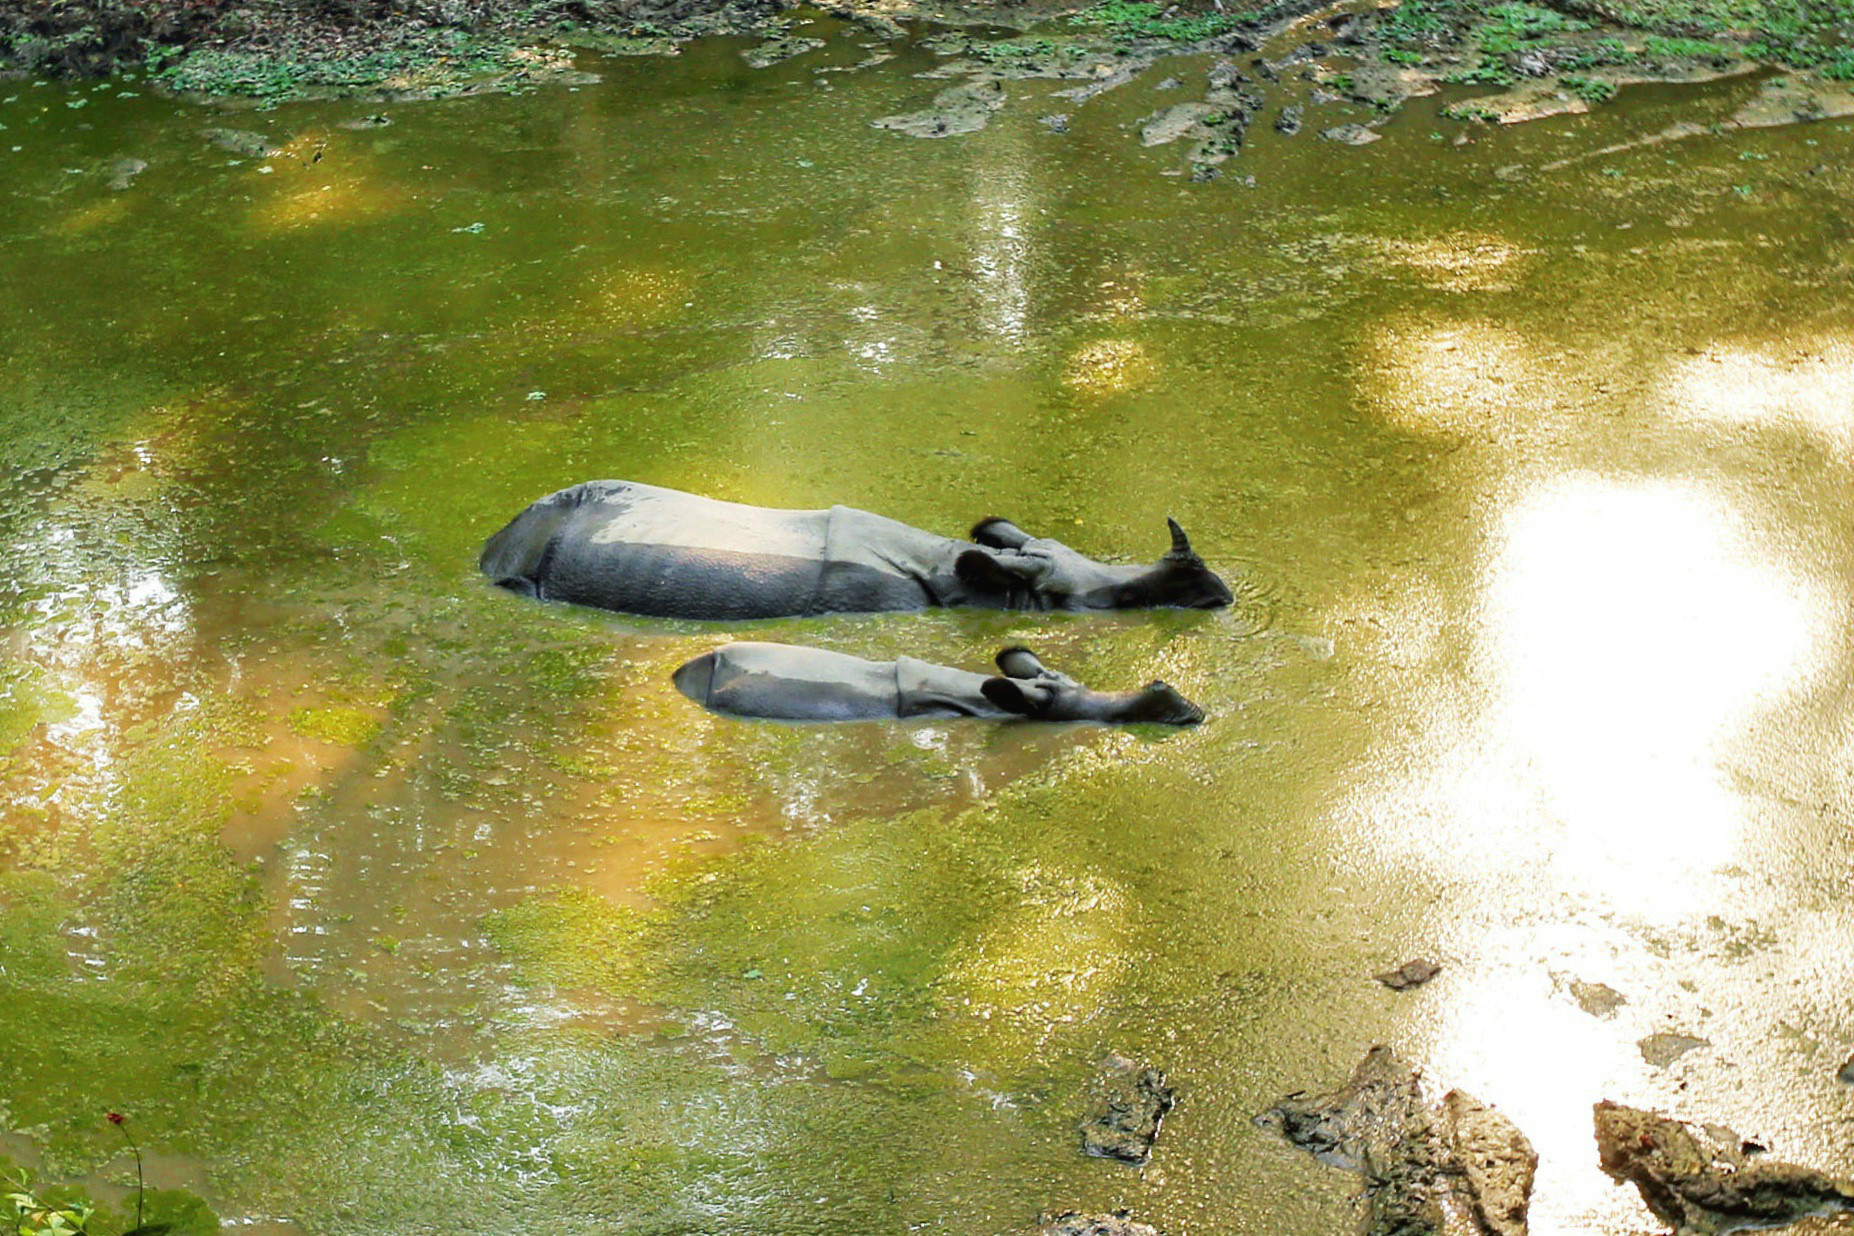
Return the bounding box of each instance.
[673,642,1204,725]
[479,480,1233,620]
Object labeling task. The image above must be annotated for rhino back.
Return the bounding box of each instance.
[482,481,943,618]
[689,642,902,720]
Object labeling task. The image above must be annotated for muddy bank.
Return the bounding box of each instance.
[7,0,1854,133]
[0,0,779,99]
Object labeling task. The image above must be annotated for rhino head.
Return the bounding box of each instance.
[954,516,1234,611]
[979,647,1204,726]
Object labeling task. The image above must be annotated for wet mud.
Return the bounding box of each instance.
[1260,1046,1539,1236]
[1078,1053,1175,1165]
[1594,1102,1854,1235]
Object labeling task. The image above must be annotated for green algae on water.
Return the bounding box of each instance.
[287,703,383,749]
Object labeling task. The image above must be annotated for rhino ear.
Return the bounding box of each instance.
[1166,517,1198,559]
[981,676,1039,716]
[955,548,1043,592]
[994,646,1046,680]
[971,517,1033,550]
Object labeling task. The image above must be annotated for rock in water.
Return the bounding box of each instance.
[1031,1212,1162,1236]
[1637,1031,1709,1068]
[872,79,1005,138]
[1593,1101,1854,1234]
[1139,102,1219,147]
[1375,958,1442,990]
[1257,1046,1539,1236]
[741,35,826,68]
[1441,1090,1538,1236]
[106,157,146,190]
[1275,104,1303,135]
[202,127,279,159]
[1559,975,1627,1018]
[1321,123,1382,146]
[1080,1053,1175,1165]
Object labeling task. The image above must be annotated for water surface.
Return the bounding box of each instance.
[3,24,1854,1235]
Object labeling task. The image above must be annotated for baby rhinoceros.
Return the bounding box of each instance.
[673,643,1205,725]
[479,480,1233,620]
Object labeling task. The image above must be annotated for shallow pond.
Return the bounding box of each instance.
[3,18,1854,1235]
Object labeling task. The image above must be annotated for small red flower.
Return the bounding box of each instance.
[107,1111,125,1125]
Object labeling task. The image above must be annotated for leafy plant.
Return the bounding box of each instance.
[1641,34,1728,57]
[4,1173,93,1236]
[1483,0,1587,38]
[1561,72,1618,100]
[1067,0,1239,42]
[1444,58,1517,84]
[1379,0,1449,39]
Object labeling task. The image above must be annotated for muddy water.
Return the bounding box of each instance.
[3,20,1854,1236]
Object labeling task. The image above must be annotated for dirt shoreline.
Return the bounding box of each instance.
[4,0,1853,136]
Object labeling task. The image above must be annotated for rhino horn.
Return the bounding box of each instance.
[1167,517,1196,559]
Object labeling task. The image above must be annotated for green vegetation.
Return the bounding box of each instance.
[1441,98,1504,119]
[1379,0,1451,39]
[1069,0,1242,42]
[486,886,650,990]
[964,36,1081,67]
[287,704,383,749]
[1561,71,1620,99]
[1479,0,1588,49]
[3,1171,93,1236]
[1,0,607,97]
[1445,59,1519,85]
[153,35,565,103]
[1368,0,1849,101]
[1642,33,1731,57]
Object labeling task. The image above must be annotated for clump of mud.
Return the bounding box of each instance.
[1258,1045,1538,1236]
[1593,1101,1854,1235]
[1374,957,1442,990]
[1079,1052,1175,1165]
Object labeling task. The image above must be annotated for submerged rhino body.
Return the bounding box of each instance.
[480,480,1232,620]
[673,642,1205,725]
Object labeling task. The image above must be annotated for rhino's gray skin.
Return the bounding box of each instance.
[673,643,1205,725]
[480,480,1233,620]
